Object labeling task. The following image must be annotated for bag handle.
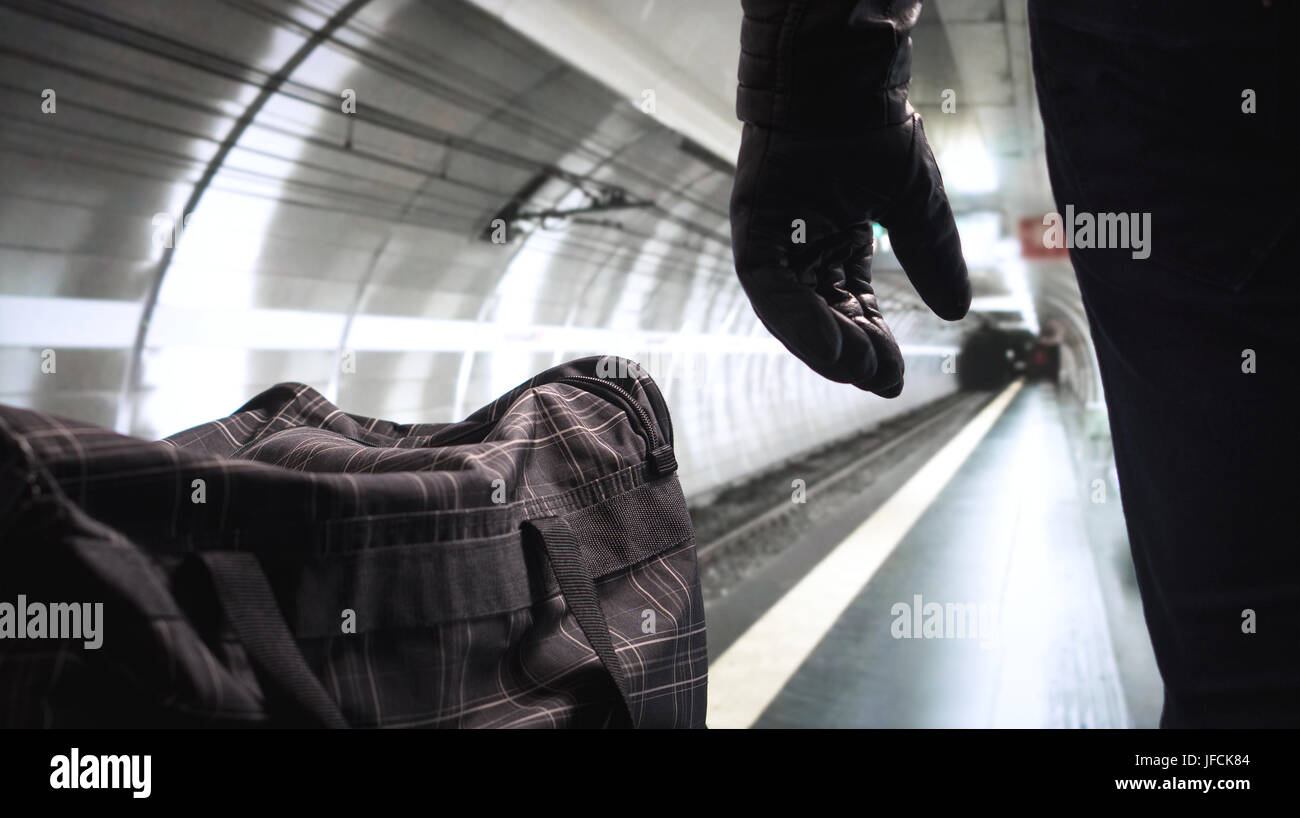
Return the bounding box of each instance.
[521,517,635,728]
[195,551,349,728]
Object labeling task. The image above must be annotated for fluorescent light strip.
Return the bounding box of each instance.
[0,296,141,348]
[705,379,1024,728]
[0,296,958,357]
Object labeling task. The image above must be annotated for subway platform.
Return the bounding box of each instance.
[703,382,1163,728]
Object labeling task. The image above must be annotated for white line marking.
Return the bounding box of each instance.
[706,380,1025,728]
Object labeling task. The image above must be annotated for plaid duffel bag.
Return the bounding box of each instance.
[0,356,707,728]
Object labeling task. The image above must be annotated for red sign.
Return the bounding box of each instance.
[1019,216,1069,258]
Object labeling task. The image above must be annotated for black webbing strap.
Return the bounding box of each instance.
[521,517,636,728]
[197,551,349,728]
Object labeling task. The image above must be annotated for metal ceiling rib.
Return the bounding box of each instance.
[0,0,383,432]
[117,0,373,433]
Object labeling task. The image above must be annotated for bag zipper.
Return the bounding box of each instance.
[227,371,679,477]
[557,376,677,476]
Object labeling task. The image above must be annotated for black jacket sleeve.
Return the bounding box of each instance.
[736,0,922,134]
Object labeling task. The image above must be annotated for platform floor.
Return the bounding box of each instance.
[705,381,1162,728]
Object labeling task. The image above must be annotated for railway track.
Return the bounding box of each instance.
[697,390,994,567]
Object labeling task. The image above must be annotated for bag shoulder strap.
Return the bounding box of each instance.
[197,551,349,728]
[521,517,635,728]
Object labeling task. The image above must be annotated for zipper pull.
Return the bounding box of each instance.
[648,443,677,476]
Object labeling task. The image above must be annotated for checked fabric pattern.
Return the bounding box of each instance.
[0,357,708,728]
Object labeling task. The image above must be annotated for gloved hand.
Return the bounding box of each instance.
[729,0,970,397]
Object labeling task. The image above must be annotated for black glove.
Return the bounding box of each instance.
[730,0,970,397]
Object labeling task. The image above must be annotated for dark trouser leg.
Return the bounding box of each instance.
[1028,8,1300,727]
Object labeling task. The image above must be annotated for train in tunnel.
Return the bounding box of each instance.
[0,0,1296,788]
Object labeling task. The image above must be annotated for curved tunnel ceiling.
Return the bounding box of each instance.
[0,0,1096,499]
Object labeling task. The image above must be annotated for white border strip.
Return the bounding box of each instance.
[464,0,741,163]
[706,379,1025,728]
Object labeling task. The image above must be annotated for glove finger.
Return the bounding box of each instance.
[738,265,882,387]
[878,115,972,322]
[838,242,905,397]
